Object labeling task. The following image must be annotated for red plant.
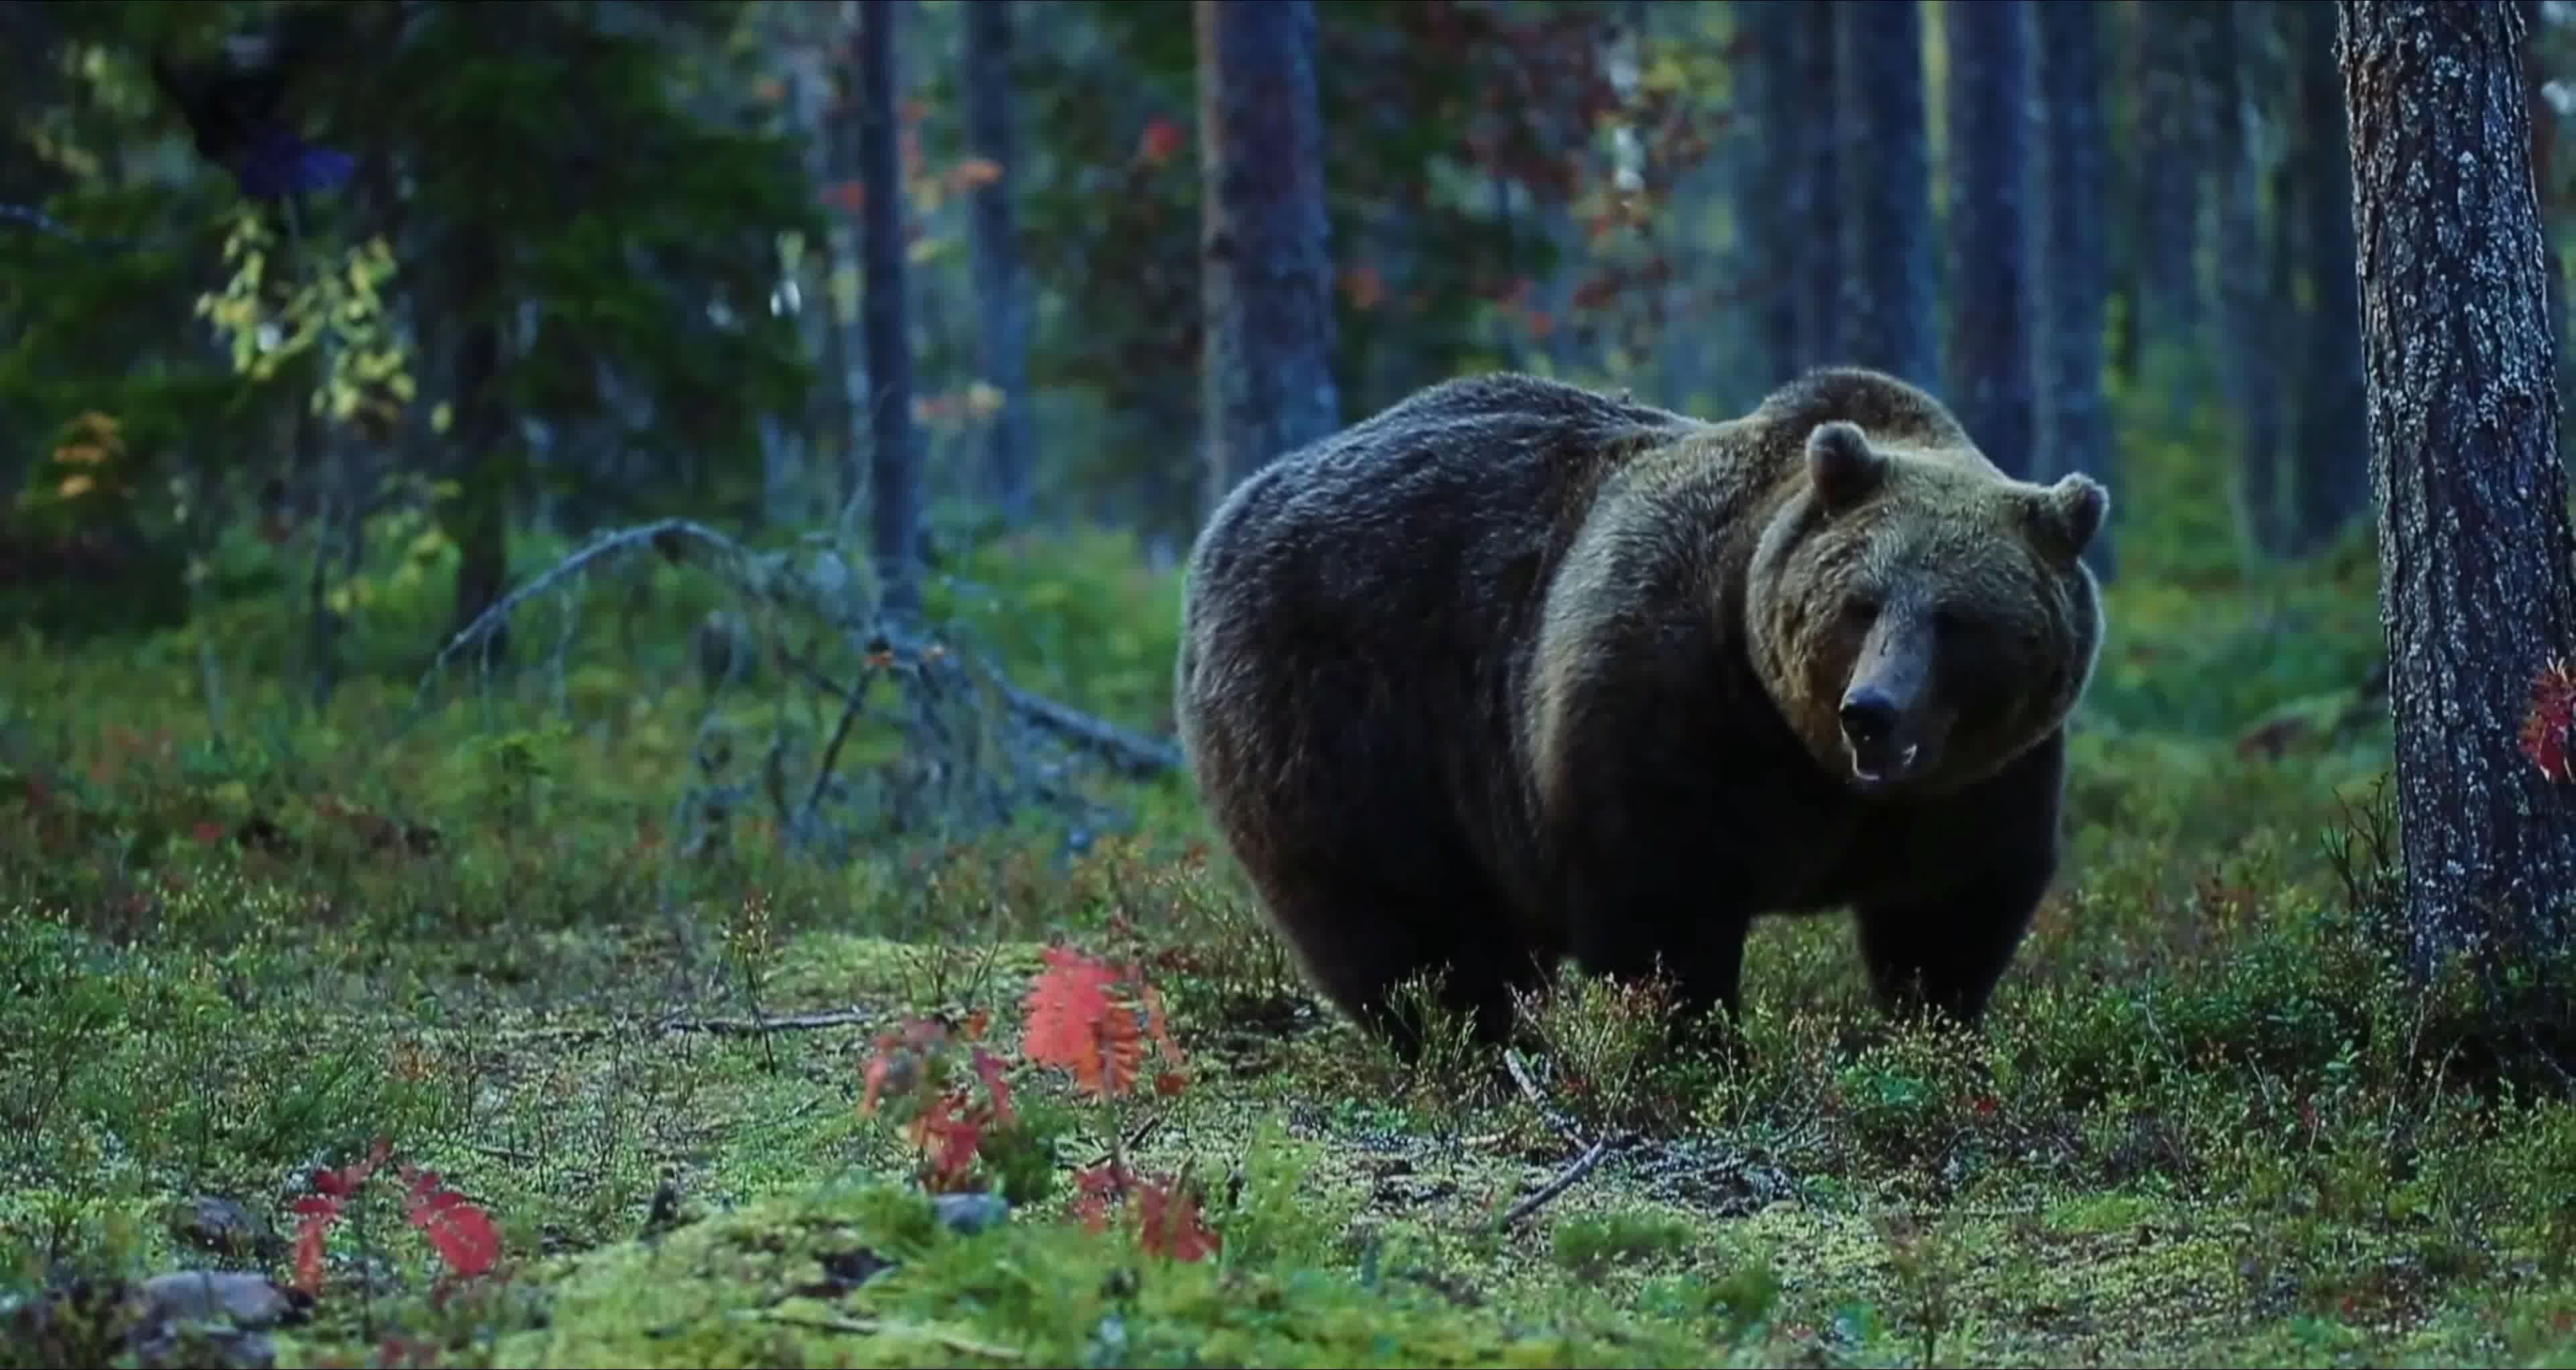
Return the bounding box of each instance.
[289,1136,499,1296]
[2520,655,2576,782]
[860,1011,1019,1194]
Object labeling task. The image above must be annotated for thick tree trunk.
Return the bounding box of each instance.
[2029,0,2113,578]
[1833,0,1933,386]
[964,0,1034,527]
[857,0,922,617]
[1939,0,2033,478]
[1195,0,1340,518]
[2292,0,2369,554]
[2339,0,2576,970]
[2126,0,2209,385]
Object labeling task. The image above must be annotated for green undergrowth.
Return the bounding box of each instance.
[5,506,2576,1367]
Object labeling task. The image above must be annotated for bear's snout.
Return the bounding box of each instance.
[1837,682,1925,789]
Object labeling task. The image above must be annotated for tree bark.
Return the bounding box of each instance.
[2339,0,2576,971]
[1833,0,1933,386]
[857,0,921,617]
[964,0,1035,527]
[1939,0,2033,478]
[2029,0,2113,578]
[1195,0,1340,519]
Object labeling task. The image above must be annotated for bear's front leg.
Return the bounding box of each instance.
[1560,855,1752,1037]
[1851,844,2055,1028]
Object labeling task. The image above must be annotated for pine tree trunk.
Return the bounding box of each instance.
[1833,0,1933,386]
[1741,0,1804,390]
[2339,0,2576,971]
[965,0,1034,527]
[1793,0,1843,371]
[1195,0,1340,518]
[857,0,922,617]
[2211,0,2288,561]
[2029,0,2112,578]
[1939,0,2033,478]
[2292,0,2369,554]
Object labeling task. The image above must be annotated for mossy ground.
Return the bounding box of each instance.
[7,447,2576,1367]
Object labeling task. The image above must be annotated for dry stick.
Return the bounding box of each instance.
[1494,1130,1639,1230]
[736,1310,1024,1361]
[1083,1113,1165,1169]
[491,1008,875,1045]
[1503,1049,1583,1147]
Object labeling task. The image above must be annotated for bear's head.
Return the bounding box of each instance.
[1747,419,2108,796]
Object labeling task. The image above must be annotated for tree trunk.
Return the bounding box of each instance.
[1195,0,1340,516]
[1740,0,1804,389]
[2210,0,2289,561]
[1794,0,1843,370]
[1833,0,1933,386]
[2030,0,2113,578]
[1939,0,2033,478]
[443,223,513,664]
[2291,0,2369,554]
[2339,0,2576,970]
[2126,0,2209,392]
[857,0,922,617]
[965,0,1035,527]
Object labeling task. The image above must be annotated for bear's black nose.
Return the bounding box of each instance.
[1839,688,1900,745]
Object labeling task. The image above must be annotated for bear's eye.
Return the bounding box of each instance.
[1933,607,1990,643]
[1840,595,1882,629]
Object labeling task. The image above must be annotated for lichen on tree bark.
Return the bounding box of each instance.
[2338,0,2576,973]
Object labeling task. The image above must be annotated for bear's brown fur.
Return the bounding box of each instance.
[1174,366,2108,1053]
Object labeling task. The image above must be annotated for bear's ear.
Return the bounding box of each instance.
[2029,473,2109,560]
[1805,421,1885,515]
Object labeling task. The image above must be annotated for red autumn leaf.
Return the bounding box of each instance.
[289,1196,341,1294]
[1134,1172,1220,1263]
[1069,1163,1125,1232]
[1341,264,1386,311]
[970,1046,1016,1126]
[1023,946,1118,1079]
[2520,655,2576,782]
[1137,117,1184,166]
[1153,1069,1191,1098]
[193,820,226,846]
[824,179,865,213]
[402,1169,500,1277]
[951,156,1004,190]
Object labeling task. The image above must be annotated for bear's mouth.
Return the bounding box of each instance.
[1845,739,1920,790]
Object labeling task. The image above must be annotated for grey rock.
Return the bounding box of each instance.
[932,1192,1010,1235]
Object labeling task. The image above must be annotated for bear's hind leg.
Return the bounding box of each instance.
[1255,866,1549,1059]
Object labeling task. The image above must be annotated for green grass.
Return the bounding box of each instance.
[6,417,2576,1366]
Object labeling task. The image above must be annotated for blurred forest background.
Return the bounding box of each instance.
[0,0,2458,710]
[9,2,2576,1365]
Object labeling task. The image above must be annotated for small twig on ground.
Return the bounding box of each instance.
[492,1008,874,1045]
[1493,1130,1639,1230]
[735,1310,1023,1361]
[1084,1113,1165,1169]
[1502,1049,1583,1147]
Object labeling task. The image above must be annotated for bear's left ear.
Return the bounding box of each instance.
[2028,473,2109,560]
[1806,421,1886,515]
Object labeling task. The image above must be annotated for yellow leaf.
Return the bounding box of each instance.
[56,474,95,498]
[326,584,354,615]
[829,263,861,324]
[431,401,454,435]
[966,380,1005,417]
[409,528,449,560]
[906,234,949,266]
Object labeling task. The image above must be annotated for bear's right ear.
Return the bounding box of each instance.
[1806,421,1886,515]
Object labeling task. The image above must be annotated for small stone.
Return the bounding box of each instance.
[932,1192,1010,1235]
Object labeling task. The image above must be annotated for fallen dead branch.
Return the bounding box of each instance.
[1494,1130,1640,1230]
[402,515,1181,866]
[491,1007,875,1046]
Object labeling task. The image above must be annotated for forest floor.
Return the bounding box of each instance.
[5,525,2576,1368]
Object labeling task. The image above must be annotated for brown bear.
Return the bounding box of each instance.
[1173,366,2108,1055]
